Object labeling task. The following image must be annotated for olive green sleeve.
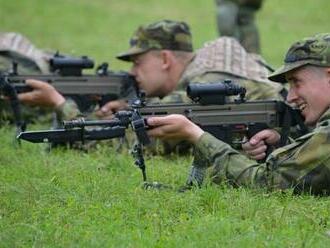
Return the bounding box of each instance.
[194,127,330,194]
[194,132,269,188]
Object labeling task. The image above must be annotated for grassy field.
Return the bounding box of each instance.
[1,0,330,247]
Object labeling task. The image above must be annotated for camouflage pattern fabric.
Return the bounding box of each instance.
[194,108,330,195]
[117,20,193,62]
[215,0,263,53]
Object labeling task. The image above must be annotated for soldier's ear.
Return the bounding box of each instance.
[160,50,173,70]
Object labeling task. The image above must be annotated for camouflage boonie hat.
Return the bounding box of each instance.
[117,20,193,61]
[269,33,330,83]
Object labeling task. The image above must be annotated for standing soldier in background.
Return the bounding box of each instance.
[215,0,263,54]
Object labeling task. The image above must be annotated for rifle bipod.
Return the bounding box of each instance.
[131,143,147,182]
[130,142,173,190]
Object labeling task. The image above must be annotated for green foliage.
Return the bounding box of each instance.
[1,0,330,247]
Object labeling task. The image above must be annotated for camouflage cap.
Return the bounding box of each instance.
[116,20,193,61]
[269,33,330,83]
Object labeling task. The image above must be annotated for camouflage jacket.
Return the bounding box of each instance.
[194,107,330,195]
[178,36,283,101]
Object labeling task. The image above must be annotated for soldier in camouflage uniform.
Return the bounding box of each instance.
[112,19,285,186]
[147,33,330,195]
[114,19,280,102]
[215,0,263,53]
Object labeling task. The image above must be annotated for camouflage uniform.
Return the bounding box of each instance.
[193,33,330,195]
[215,0,263,53]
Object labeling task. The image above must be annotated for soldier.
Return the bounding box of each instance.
[146,33,330,195]
[215,0,263,53]
[97,19,283,119]
[95,19,286,186]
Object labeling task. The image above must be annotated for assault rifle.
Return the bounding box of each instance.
[17,80,306,184]
[1,52,137,112]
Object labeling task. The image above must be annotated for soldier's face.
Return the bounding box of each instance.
[130,51,169,97]
[286,66,330,126]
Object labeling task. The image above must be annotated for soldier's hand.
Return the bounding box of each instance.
[18,79,65,108]
[147,114,204,144]
[95,99,128,119]
[242,129,281,160]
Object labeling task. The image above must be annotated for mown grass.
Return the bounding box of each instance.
[1,0,330,247]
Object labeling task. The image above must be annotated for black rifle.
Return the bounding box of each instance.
[17,80,306,184]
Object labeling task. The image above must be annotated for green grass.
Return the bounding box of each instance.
[1,125,330,247]
[1,0,330,247]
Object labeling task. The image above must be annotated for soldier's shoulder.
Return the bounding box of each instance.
[195,37,272,83]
